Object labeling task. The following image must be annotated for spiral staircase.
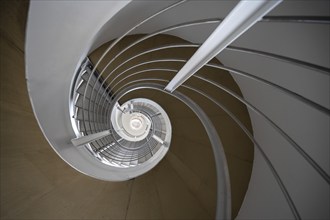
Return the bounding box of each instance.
[1,0,329,219]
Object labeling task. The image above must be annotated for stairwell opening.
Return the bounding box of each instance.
[69,33,254,218]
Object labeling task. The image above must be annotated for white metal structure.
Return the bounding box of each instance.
[165,0,282,92]
[70,59,172,176]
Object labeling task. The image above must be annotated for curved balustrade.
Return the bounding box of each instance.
[25,0,329,219]
[71,1,329,218]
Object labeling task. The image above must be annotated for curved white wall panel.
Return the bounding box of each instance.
[26,1,131,180]
[218,2,329,219]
